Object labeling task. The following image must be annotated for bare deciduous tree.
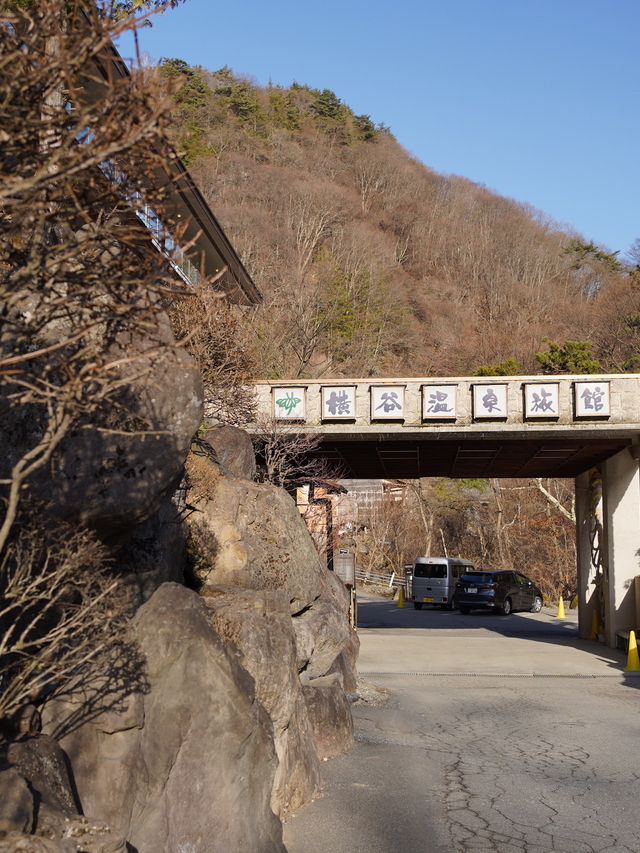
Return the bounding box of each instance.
[344,477,577,600]
[252,416,342,490]
[286,187,341,278]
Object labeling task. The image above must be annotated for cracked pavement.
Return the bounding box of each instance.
[284,596,640,853]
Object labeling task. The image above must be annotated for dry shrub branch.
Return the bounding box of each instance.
[0,511,137,726]
[252,415,343,490]
[0,1,197,546]
[0,0,211,726]
[170,287,257,425]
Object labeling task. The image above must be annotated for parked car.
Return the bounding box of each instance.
[455,570,543,615]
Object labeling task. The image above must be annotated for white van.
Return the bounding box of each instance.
[411,556,474,610]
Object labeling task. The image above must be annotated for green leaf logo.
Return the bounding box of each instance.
[276,392,301,415]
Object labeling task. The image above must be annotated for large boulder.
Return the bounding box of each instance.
[47,583,284,853]
[187,477,324,614]
[115,492,187,602]
[46,341,202,540]
[45,691,145,839]
[292,570,353,680]
[203,586,320,818]
[0,767,34,835]
[302,681,354,760]
[330,626,360,696]
[7,735,78,819]
[1,318,203,541]
[201,425,256,480]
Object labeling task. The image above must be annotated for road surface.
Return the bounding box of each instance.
[284,595,640,853]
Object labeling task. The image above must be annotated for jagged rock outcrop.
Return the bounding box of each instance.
[10,416,357,849]
[48,583,284,853]
[201,424,257,480]
[203,586,321,818]
[186,446,359,736]
[302,680,355,760]
[188,476,324,614]
[292,569,353,681]
[182,446,359,818]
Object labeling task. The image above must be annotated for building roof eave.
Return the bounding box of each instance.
[88,36,262,305]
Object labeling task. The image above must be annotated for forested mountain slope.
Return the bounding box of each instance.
[163,60,640,380]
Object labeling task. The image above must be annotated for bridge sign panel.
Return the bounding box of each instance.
[524,382,560,419]
[371,385,405,420]
[321,385,356,420]
[273,386,306,420]
[422,384,457,420]
[574,381,610,417]
[473,383,508,420]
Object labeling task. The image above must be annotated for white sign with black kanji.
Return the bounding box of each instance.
[371,385,405,420]
[422,384,457,420]
[473,384,508,419]
[574,381,610,417]
[524,383,560,419]
[321,386,357,420]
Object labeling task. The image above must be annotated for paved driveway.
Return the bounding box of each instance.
[284,595,640,853]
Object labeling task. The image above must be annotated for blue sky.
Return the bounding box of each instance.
[123,0,639,255]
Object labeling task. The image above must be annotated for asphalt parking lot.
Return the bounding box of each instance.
[284,595,640,853]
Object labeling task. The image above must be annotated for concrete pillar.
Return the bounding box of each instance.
[601,447,640,647]
[575,471,597,640]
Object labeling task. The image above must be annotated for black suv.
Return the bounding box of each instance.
[455,571,543,615]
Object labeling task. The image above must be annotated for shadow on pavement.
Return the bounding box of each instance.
[356,596,633,675]
[358,596,578,636]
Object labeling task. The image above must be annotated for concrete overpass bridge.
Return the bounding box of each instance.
[251,374,640,647]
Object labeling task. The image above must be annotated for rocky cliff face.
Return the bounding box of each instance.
[184,426,357,818]
[4,424,358,851]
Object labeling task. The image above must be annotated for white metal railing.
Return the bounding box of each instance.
[137,201,201,288]
[96,154,201,288]
[70,74,203,290]
[355,569,405,589]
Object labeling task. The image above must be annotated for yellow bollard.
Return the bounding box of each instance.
[556,597,566,619]
[589,608,601,641]
[625,630,640,673]
[397,585,405,609]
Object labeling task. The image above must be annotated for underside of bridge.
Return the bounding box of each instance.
[312,435,631,479]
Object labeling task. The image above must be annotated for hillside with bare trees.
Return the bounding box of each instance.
[162,61,640,380]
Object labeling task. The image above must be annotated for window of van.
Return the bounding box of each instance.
[414,564,447,578]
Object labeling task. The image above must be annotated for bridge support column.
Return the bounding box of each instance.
[575,471,598,640]
[601,447,640,647]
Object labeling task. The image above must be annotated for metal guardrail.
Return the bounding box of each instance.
[355,570,405,589]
